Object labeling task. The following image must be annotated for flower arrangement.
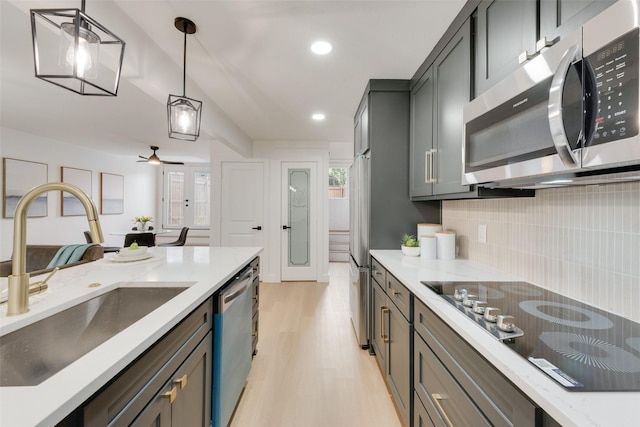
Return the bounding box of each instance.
[133,215,153,224]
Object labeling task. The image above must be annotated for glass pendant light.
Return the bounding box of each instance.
[167,17,202,142]
[30,0,125,96]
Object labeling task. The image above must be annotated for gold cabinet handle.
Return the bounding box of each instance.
[163,386,177,404]
[252,332,258,337]
[431,393,453,427]
[381,307,390,343]
[174,374,188,389]
[392,289,400,297]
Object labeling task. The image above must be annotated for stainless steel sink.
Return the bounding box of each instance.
[0,285,188,387]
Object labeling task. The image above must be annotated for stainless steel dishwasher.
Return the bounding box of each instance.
[212,265,253,427]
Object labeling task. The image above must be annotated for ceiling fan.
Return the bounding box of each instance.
[137,146,184,165]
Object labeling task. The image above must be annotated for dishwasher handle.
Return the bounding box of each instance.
[219,267,253,313]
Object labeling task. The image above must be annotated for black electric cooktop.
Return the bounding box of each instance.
[421,281,640,392]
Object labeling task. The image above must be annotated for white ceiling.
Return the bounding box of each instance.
[1,0,466,163]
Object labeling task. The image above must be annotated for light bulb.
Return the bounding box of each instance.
[174,103,196,133]
[66,37,92,77]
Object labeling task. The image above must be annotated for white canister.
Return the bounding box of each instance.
[435,230,456,260]
[417,223,442,238]
[419,235,437,259]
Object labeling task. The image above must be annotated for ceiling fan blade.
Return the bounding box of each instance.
[162,160,185,165]
[138,155,149,160]
[136,160,147,163]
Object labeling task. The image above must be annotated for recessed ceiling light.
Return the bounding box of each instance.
[312,113,326,121]
[311,41,332,55]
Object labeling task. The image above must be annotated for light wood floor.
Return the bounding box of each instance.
[230,263,403,427]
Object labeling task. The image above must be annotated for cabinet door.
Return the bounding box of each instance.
[370,281,387,374]
[414,332,491,427]
[414,391,436,427]
[540,0,615,41]
[410,67,434,198]
[387,301,411,427]
[475,0,538,96]
[433,17,472,195]
[132,332,212,427]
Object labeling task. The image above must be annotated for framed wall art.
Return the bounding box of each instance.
[2,157,48,218]
[61,166,92,216]
[100,172,124,215]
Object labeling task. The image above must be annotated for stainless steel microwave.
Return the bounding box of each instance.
[463,0,640,188]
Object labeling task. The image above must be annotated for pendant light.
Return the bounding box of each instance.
[30,0,125,96]
[167,17,202,142]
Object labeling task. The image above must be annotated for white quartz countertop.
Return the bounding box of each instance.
[370,250,639,427]
[0,246,262,427]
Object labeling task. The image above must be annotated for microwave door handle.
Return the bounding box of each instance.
[548,44,581,167]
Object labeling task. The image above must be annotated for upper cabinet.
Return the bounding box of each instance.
[539,0,616,44]
[475,0,537,96]
[476,0,616,97]
[411,19,471,199]
[354,102,369,156]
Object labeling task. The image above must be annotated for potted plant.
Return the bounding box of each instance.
[133,215,153,231]
[401,234,420,256]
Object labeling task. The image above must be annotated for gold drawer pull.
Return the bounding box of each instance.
[163,386,177,403]
[392,289,400,297]
[431,393,453,427]
[174,374,188,389]
[381,307,390,343]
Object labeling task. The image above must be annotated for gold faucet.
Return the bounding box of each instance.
[6,182,104,316]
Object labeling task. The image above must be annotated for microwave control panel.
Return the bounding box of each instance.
[588,28,639,146]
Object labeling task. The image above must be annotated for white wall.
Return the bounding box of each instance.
[212,140,331,283]
[1,127,158,259]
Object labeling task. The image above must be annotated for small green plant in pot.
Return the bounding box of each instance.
[401,234,420,256]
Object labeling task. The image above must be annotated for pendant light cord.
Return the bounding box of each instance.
[182,21,187,97]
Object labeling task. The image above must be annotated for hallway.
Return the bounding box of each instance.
[230,263,402,427]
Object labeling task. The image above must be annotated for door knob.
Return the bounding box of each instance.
[282,225,291,230]
[252,226,262,230]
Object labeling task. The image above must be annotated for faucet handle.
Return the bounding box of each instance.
[30,267,60,294]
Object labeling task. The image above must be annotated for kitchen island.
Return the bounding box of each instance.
[0,246,262,427]
[371,249,639,427]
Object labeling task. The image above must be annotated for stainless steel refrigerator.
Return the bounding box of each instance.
[349,155,370,349]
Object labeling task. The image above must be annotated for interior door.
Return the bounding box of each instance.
[220,162,265,247]
[281,161,317,281]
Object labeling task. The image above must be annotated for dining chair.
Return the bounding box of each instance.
[83,231,121,253]
[124,232,156,248]
[158,227,189,247]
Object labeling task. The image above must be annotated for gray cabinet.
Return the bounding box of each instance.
[475,0,538,96]
[540,0,616,45]
[370,256,411,427]
[355,80,441,249]
[476,0,616,97]
[58,296,213,427]
[410,18,473,199]
[133,332,212,427]
[413,298,544,427]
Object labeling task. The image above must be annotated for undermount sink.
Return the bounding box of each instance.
[0,284,188,387]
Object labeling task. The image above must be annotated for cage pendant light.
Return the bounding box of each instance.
[167,17,202,142]
[30,0,125,96]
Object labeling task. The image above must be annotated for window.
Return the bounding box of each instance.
[328,167,348,199]
[163,165,210,228]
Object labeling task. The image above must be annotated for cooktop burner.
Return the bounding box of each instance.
[422,281,640,392]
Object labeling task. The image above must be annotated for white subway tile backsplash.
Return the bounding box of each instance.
[443,181,640,322]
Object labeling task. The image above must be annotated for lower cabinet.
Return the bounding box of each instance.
[370,257,412,427]
[414,298,542,427]
[133,332,212,426]
[58,296,213,427]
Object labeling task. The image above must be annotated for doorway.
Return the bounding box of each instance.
[281,161,317,281]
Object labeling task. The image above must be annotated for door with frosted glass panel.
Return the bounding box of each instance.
[281,162,317,281]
